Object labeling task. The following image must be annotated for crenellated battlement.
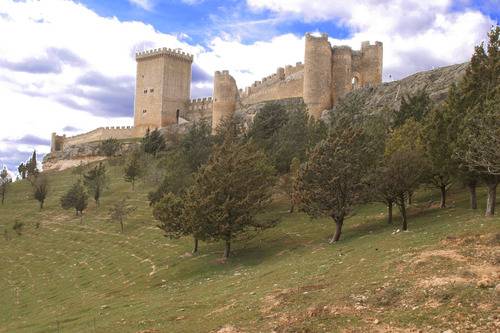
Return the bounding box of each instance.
[136,47,194,62]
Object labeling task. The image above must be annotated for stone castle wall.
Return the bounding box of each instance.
[49,33,383,159]
[184,97,213,123]
[55,126,138,151]
[239,63,304,105]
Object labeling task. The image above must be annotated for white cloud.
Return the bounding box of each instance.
[0,0,495,172]
[128,0,154,11]
[246,0,494,80]
[0,0,201,170]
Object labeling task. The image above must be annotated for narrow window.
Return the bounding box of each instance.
[142,109,147,114]
[176,109,180,124]
[144,89,147,94]
[150,88,154,93]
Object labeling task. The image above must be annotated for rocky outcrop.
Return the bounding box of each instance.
[43,141,139,171]
[324,63,468,117]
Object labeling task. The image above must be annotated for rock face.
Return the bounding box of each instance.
[43,141,139,171]
[324,63,468,117]
[235,97,306,127]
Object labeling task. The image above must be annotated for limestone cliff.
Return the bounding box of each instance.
[326,63,468,116]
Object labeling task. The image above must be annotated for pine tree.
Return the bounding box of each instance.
[17,163,27,179]
[99,138,121,157]
[393,88,432,128]
[296,127,378,242]
[109,198,136,233]
[0,167,11,205]
[453,25,500,216]
[26,150,39,181]
[83,162,107,207]
[61,180,88,222]
[124,148,144,190]
[142,128,166,157]
[183,123,277,259]
[33,175,48,210]
[180,120,213,173]
[421,107,455,208]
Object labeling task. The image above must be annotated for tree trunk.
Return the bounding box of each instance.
[40,200,44,210]
[440,185,446,208]
[289,204,294,213]
[192,238,199,254]
[120,218,124,233]
[485,181,497,216]
[398,197,408,231]
[467,182,478,210]
[1,194,4,205]
[408,192,413,205]
[329,217,344,243]
[387,201,393,225]
[132,179,135,191]
[223,240,231,259]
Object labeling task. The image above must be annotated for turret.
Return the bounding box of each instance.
[303,33,332,119]
[212,70,239,132]
[331,46,353,105]
[360,41,383,87]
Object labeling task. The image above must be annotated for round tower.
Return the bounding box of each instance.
[360,41,383,87]
[212,70,239,132]
[303,33,333,119]
[331,46,353,105]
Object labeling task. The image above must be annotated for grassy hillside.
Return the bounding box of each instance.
[0,161,498,333]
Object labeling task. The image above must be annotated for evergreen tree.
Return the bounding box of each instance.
[384,123,427,230]
[445,83,481,209]
[33,175,48,210]
[124,148,144,190]
[99,138,121,157]
[247,102,289,152]
[61,180,88,222]
[180,120,213,173]
[0,167,11,205]
[142,128,167,157]
[277,157,301,213]
[152,192,202,253]
[83,162,107,207]
[296,127,378,243]
[452,25,500,216]
[147,150,192,205]
[109,198,136,233]
[393,88,432,128]
[271,109,310,173]
[26,150,39,181]
[17,163,27,179]
[183,123,277,259]
[421,107,455,208]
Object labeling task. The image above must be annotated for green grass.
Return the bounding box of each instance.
[0,161,498,333]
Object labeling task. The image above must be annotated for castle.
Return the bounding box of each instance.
[50,33,382,153]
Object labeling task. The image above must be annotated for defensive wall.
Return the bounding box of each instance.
[48,32,383,157]
[184,97,213,123]
[51,126,138,152]
[239,62,304,105]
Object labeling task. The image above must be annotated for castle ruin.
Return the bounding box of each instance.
[50,33,382,153]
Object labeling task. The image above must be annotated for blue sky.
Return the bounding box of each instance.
[0,0,498,176]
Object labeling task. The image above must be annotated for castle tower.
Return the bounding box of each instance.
[133,48,193,135]
[303,33,333,119]
[359,41,383,87]
[212,70,239,132]
[331,46,353,105]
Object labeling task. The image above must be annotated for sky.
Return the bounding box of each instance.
[0,0,498,176]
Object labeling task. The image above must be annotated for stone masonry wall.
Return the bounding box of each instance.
[62,126,138,148]
[239,66,304,105]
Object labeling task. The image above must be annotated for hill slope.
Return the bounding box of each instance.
[330,63,468,116]
[0,161,498,333]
